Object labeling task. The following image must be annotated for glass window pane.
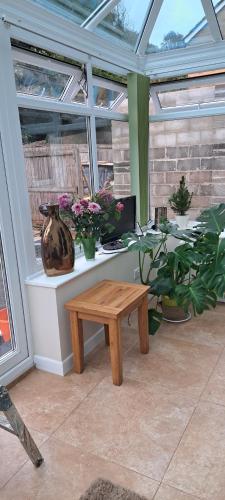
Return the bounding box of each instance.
[14,61,70,99]
[0,236,14,359]
[147,0,213,53]
[95,0,150,47]
[19,109,90,261]
[95,118,130,196]
[157,81,225,109]
[149,114,225,221]
[33,0,103,25]
[93,86,121,108]
[72,88,86,104]
[116,97,128,113]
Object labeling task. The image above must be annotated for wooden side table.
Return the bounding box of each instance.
[65,280,150,386]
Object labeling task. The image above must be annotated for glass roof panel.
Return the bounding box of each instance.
[33,0,103,25]
[213,0,225,39]
[14,61,71,99]
[95,0,150,48]
[147,0,213,54]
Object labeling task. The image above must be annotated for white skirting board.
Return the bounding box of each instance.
[33,326,104,376]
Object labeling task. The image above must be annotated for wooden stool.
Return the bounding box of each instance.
[65,280,150,386]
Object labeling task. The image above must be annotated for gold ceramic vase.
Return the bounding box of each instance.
[41,204,74,277]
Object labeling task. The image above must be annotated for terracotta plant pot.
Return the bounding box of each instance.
[161,295,190,322]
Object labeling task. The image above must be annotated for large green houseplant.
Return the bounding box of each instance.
[122,204,225,334]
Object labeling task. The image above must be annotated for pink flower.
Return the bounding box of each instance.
[71,202,84,216]
[88,202,101,214]
[80,199,89,208]
[58,193,72,209]
[116,202,124,212]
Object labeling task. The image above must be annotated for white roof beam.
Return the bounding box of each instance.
[82,0,120,31]
[201,0,222,42]
[136,0,164,56]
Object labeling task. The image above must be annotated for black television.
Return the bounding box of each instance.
[101,195,136,244]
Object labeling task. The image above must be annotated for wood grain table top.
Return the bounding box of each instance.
[64,280,149,319]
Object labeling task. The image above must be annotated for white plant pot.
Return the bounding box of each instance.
[175,214,189,229]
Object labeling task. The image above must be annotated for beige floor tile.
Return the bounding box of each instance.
[0,428,47,489]
[83,324,140,380]
[201,349,225,406]
[0,437,159,500]
[9,367,106,434]
[123,335,221,401]
[55,376,195,481]
[155,484,201,499]
[164,401,225,499]
[159,310,225,348]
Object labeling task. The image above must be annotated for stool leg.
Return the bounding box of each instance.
[138,295,149,354]
[70,312,84,373]
[104,324,110,346]
[109,319,123,386]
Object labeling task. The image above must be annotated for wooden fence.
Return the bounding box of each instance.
[24,142,114,224]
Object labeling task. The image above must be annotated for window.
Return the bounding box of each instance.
[14,61,71,99]
[150,115,225,221]
[33,0,104,25]
[148,0,213,53]
[95,0,150,48]
[0,235,13,359]
[13,48,129,266]
[151,76,225,115]
[13,51,87,104]
[95,118,131,197]
[19,108,90,258]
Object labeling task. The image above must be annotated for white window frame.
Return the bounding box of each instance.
[150,72,225,121]
[7,38,128,276]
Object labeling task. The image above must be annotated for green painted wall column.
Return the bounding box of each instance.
[127,73,149,226]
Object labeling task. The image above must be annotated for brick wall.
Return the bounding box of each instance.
[150,143,225,220]
[150,115,225,220]
[112,120,131,197]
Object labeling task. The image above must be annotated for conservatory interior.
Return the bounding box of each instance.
[2,0,225,499]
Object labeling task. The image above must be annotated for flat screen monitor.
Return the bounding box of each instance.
[101,195,136,244]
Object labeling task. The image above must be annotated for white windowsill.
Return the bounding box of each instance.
[25,249,123,289]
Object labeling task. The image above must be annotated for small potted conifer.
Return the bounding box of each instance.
[169,175,193,229]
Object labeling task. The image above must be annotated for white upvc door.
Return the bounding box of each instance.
[0,137,30,383]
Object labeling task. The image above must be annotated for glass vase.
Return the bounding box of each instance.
[41,204,74,276]
[81,237,96,260]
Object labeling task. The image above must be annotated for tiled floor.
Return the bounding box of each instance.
[1,305,225,499]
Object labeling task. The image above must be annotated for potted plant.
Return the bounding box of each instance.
[122,203,225,334]
[169,175,193,228]
[58,189,124,260]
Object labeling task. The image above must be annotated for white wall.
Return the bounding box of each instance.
[26,251,138,375]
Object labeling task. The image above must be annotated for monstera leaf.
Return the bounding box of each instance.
[175,281,217,315]
[150,276,175,296]
[121,232,160,253]
[196,203,225,234]
[148,308,162,335]
[159,221,196,243]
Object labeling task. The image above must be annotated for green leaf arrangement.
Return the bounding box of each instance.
[122,204,225,335]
